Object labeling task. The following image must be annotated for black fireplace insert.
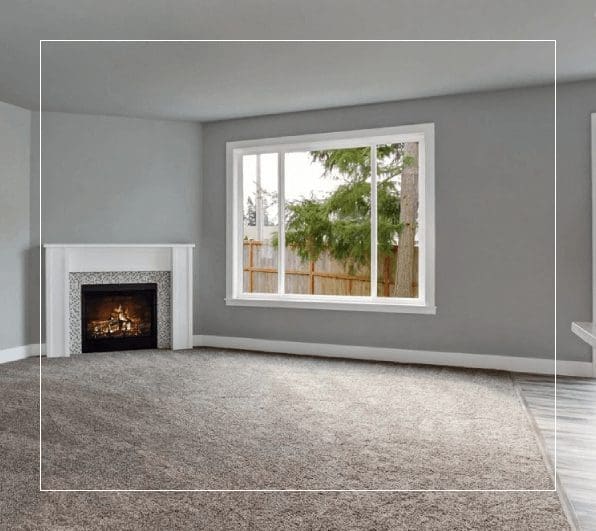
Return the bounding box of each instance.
[81,283,157,353]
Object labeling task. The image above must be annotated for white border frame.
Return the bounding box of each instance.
[226,124,436,313]
[39,39,558,495]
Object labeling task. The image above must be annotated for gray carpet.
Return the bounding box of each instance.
[1,349,569,529]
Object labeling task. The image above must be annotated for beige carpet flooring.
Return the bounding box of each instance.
[1,349,569,529]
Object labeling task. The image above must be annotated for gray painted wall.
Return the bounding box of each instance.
[557,80,596,363]
[12,80,596,363]
[0,101,31,349]
[201,84,571,360]
[39,112,202,332]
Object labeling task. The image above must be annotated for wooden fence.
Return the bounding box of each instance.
[243,240,418,297]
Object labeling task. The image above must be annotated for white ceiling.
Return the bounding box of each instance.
[1,1,594,121]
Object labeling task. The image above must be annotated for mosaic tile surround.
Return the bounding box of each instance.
[69,271,171,354]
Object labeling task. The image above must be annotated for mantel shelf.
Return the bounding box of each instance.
[572,321,596,348]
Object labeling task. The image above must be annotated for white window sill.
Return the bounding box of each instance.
[225,295,437,314]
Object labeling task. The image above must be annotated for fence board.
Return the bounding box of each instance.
[242,240,417,297]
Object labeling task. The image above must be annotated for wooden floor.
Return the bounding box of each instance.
[515,374,596,530]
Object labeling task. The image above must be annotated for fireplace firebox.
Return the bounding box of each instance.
[81,283,157,353]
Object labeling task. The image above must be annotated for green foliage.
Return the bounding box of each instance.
[310,147,371,181]
[273,144,406,273]
[277,199,331,262]
[377,177,403,257]
[402,153,416,168]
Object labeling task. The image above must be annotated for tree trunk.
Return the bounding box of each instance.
[394,142,418,297]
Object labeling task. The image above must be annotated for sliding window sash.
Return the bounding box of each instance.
[370,145,378,297]
[277,152,285,295]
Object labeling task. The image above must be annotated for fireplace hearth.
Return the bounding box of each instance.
[81,283,157,353]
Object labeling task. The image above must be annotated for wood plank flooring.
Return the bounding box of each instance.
[515,374,596,530]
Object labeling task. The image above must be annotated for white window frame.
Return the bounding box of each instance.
[226,123,436,314]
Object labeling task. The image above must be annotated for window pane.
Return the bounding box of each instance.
[283,148,371,296]
[377,143,419,298]
[242,153,278,294]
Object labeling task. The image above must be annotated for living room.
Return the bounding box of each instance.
[1,3,595,529]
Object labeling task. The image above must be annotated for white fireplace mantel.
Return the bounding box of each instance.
[44,244,195,357]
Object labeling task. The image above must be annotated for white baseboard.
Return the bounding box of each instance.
[0,343,45,364]
[193,335,594,378]
[4,338,591,377]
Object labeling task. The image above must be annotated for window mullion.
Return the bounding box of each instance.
[256,154,262,241]
[370,145,378,298]
[278,152,285,295]
[236,154,244,297]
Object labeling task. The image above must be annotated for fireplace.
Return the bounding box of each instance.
[81,283,158,353]
[45,244,194,357]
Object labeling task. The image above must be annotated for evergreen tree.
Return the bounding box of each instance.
[274,143,418,297]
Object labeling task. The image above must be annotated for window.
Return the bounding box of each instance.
[226,124,435,313]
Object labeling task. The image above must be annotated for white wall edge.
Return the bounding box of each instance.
[193,335,594,378]
[0,343,46,364]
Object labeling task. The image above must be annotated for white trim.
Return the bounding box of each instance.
[0,343,45,364]
[171,247,194,350]
[7,337,589,377]
[420,133,435,308]
[228,124,429,153]
[226,123,435,313]
[278,152,286,295]
[193,334,593,378]
[370,145,378,296]
[225,295,436,314]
